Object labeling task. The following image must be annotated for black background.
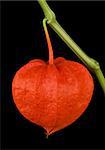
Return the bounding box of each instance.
[1,1,105,149]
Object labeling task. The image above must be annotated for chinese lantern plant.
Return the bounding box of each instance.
[12,0,105,138]
[12,18,94,137]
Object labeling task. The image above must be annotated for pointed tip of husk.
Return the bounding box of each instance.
[44,127,56,138]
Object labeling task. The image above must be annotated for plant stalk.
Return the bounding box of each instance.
[43,18,54,64]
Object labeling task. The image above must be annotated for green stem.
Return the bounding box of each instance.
[95,69,105,93]
[38,0,105,95]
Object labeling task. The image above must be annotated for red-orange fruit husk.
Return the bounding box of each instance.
[12,57,94,136]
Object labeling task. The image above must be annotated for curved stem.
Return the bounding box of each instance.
[38,0,105,95]
[43,18,54,64]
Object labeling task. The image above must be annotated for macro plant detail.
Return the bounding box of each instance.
[12,0,105,137]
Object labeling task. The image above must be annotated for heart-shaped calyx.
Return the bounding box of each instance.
[12,19,94,136]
